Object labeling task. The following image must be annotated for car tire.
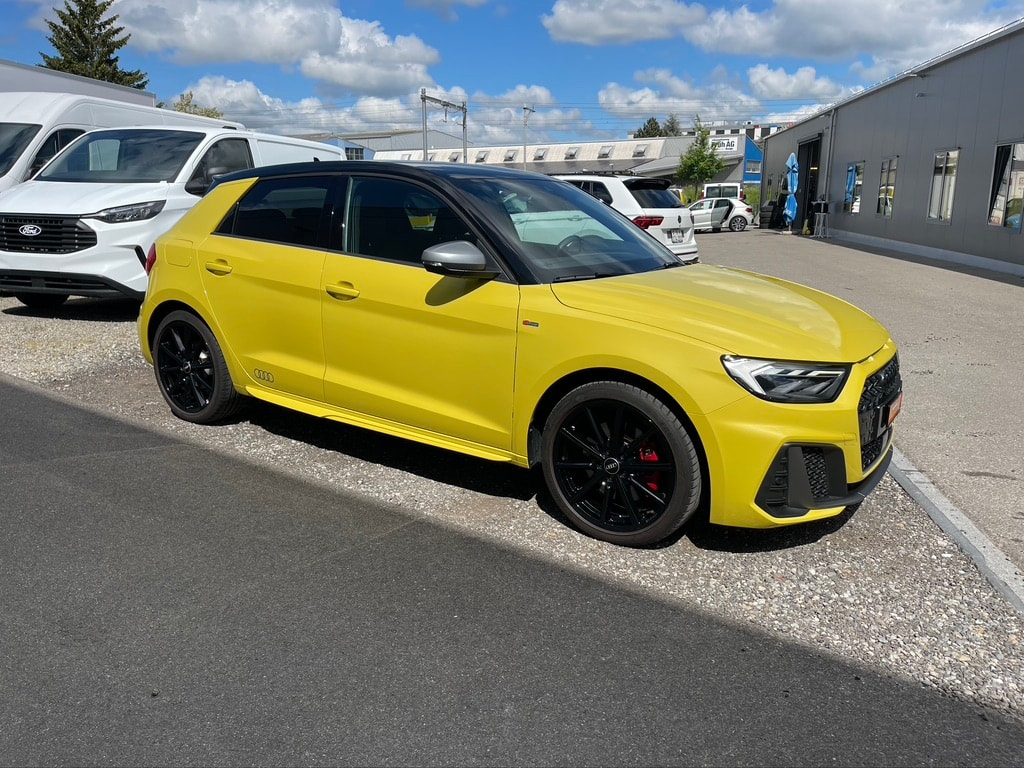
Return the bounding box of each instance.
[541,381,702,547]
[153,310,242,424]
[15,292,68,309]
[729,216,748,232]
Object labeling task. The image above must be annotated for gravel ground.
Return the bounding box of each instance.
[2,293,1023,721]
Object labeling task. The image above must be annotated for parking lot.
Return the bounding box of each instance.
[2,227,1023,726]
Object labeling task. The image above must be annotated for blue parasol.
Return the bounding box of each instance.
[784,152,799,226]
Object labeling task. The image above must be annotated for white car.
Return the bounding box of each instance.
[688,197,754,232]
[0,125,344,308]
[553,174,698,262]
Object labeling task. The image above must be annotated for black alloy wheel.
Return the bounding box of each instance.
[152,310,241,424]
[541,381,701,546]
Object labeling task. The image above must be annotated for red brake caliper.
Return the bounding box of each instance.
[639,443,661,492]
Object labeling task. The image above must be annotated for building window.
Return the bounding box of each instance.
[844,162,864,214]
[475,150,489,163]
[565,147,579,160]
[598,145,613,158]
[504,149,518,162]
[345,146,364,160]
[632,144,648,158]
[533,147,548,160]
[877,156,897,217]
[400,153,413,161]
[449,151,460,162]
[927,149,958,222]
[988,142,1024,230]
[745,160,761,175]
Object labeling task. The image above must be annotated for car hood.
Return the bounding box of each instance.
[549,264,890,361]
[0,180,170,214]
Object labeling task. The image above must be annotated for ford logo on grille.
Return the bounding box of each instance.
[18,224,42,237]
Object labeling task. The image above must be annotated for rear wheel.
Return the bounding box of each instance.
[541,381,701,547]
[153,310,241,424]
[15,292,68,309]
[729,216,748,232]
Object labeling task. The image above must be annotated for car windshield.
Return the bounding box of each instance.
[37,128,205,183]
[0,122,41,177]
[458,176,680,282]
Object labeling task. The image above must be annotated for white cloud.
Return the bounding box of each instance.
[111,0,439,98]
[542,0,706,45]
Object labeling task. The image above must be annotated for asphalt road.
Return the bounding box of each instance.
[3,374,1024,766]
[698,227,1024,603]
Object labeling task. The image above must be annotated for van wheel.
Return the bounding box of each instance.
[15,293,68,309]
[153,310,242,424]
[541,381,701,547]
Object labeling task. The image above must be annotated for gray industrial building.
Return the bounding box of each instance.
[761,18,1024,276]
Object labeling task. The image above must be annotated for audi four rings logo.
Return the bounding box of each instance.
[18,225,42,237]
[253,368,275,383]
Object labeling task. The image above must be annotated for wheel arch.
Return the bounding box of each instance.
[527,367,709,483]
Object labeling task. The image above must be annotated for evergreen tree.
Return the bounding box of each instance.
[663,113,682,136]
[40,0,149,89]
[173,92,224,119]
[633,117,663,138]
[676,115,724,198]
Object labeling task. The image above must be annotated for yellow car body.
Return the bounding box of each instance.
[139,162,901,544]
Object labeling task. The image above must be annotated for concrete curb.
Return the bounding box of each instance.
[889,447,1024,615]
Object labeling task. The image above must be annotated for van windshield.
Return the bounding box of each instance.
[37,128,205,183]
[0,123,41,177]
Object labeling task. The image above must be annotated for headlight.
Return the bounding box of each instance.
[722,356,850,403]
[89,200,166,223]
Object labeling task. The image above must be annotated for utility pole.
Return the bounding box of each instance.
[420,88,469,162]
[522,105,535,170]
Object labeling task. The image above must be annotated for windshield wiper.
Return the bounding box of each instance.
[552,272,619,282]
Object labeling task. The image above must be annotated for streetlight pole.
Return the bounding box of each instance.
[522,105,535,170]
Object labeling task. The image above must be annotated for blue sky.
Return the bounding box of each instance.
[2,1,1022,143]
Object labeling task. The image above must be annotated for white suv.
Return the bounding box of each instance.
[554,174,698,262]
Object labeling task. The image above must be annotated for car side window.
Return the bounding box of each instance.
[586,182,614,205]
[28,128,84,176]
[345,177,474,264]
[715,199,731,209]
[216,174,342,248]
[189,138,254,189]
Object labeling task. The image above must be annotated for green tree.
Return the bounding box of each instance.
[676,115,724,199]
[40,0,148,89]
[663,113,682,136]
[633,116,663,138]
[172,91,223,119]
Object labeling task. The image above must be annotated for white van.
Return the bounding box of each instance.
[0,91,245,194]
[702,182,745,201]
[0,125,345,307]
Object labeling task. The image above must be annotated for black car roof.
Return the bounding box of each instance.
[211,159,554,191]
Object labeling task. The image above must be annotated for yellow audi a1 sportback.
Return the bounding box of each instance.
[138,161,902,547]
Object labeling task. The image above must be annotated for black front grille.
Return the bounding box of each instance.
[0,215,97,254]
[858,354,902,469]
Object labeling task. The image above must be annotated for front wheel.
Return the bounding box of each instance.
[729,216,748,232]
[541,382,702,547]
[152,310,242,424]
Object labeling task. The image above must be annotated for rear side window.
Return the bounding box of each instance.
[217,174,342,248]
